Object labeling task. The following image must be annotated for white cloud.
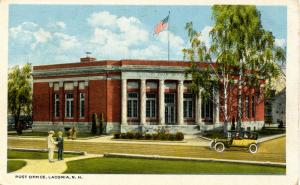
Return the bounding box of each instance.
[54,32,80,50]
[87,11,117,27]
[10,21,80,51]
[56,21,66,29]
[87,11,185,60]
[200,26,212,47]
[275,38,286,47]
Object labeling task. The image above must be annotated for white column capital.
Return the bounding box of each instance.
[49,82,53,87]
[74,81,78,87]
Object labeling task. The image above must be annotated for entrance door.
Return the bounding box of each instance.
[165,93,176,125]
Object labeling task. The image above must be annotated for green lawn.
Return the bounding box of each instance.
[8,150,81,159]
[7,160,27,172]
[64,157,285,174]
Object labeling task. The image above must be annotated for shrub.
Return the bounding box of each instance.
[152,133,159,140]
[144,133,152,140]
[126,132,135,139]
[120,133,127,139]
[113,132,121,139]
[168,133,176,141]
[175,132,184,140]
[91,113,98,134]
[134,132,143,139]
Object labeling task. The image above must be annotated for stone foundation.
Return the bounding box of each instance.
[32,121,264,134]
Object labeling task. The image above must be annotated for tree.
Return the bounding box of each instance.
[8,63,32,134]
[183,5,285,133]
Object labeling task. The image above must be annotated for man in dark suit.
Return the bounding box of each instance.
[56,131,64,161]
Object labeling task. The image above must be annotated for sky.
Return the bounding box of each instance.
[8,5,287,66]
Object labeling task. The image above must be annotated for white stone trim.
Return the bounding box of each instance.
[122,71,192,80]
[33,76,121,83]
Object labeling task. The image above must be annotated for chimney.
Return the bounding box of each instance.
[80,56,96,63]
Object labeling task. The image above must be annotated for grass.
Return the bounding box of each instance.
[64,157,285,174]
[8,150,81,159]
[7,160,27,172]
[8,131,99,138]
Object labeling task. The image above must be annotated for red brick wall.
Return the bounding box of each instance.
[106,80,121,122]
[33,83,50,121]
[88,80,107,121]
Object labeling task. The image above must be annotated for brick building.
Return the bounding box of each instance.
[32,57,265,134]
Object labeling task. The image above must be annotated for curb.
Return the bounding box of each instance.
[103,153,286,167]
[257,134,286,143]
[8,147,86,155]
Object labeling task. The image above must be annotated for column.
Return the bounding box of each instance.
[84,81,89,122]
[196,88,202,124]
[73,81,78,122]
[177,80,184,125]
[121,79,128,125]
[49,82,53,122]
[59,81,64,121]
[159,79,165,125]
[140,79,146,125]
[213,86,220,124]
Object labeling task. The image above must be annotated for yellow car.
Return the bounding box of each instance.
[210,131,259,153]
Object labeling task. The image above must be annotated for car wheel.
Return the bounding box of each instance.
[209,141,215,150]
[214,142,225,152]
[249,143,258,153]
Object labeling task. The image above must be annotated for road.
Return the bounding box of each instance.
[8,136,285,163]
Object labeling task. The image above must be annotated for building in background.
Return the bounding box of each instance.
[32,57,265,134]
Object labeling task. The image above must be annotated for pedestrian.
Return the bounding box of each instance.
[47,130,58,162]
[56,131,64,161]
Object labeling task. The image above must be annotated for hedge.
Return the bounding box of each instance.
[113,131,184,141]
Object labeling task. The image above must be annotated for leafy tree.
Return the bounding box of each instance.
[8,63,32,134]
[183,5,285,133]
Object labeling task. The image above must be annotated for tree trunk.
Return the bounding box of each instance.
[14,107,22,135]
[223,81,228,136]
[237,61,243,131]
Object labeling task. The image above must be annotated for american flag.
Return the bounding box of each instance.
[154,15,169,34]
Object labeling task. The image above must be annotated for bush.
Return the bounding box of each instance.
[175,132,184,140]
[144,133,152,140]
[126,132,135,139]
[91,113,98,134]
[113,132,121,139]
[114,131,184,141]
[120,133,127,139]
[134,132,144,139]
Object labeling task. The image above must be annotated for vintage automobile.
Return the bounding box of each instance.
[210,131,259,153]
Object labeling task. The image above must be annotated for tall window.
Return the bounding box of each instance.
[65,93,74,118]
[79,93,85,118]
[252,95,256,118]
[146,93,156,118]
[54,94,60,117]
[127,92,138,118]
[184,93,194,118]
[202,96,213,120]
[245,95,250,118]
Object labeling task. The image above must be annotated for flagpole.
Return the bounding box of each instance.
[168,11,170,61]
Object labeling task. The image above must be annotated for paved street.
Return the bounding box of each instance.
[8,136,286,163]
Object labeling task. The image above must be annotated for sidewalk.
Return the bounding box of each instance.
[10,154,102,174]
